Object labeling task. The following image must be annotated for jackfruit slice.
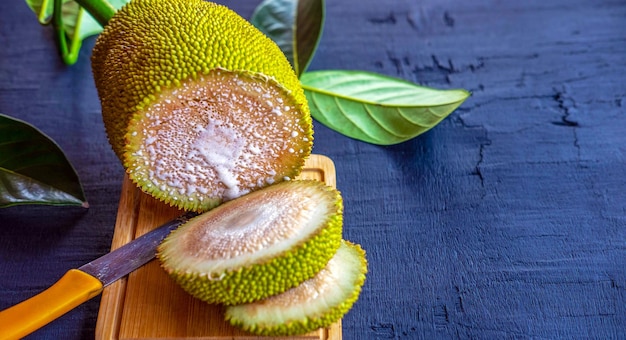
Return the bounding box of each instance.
[157,180,343,305]
[91,0,313,212]
[225,240,367,336]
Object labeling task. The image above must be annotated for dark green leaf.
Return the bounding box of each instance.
[301,70,470,145]
[294,0,324,76]
[0,114,88,208]
[251,0,324,77]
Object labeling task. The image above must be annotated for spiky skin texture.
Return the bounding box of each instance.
[92,0,309,158]
[224,241,368,337]
[91,0,313,212]
[157,180,343,305]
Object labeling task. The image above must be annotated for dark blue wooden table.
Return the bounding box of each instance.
[1,0,625,338]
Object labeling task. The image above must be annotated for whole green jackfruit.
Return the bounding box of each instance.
[91,0,313,212]
[157,180,343,305]
[225,240,368,336]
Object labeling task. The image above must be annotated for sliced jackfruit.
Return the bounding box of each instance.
[157,180,343,305]
[225,240,368,336]
[91,0,312,212]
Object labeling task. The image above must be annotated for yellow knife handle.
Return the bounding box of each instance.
[0,269,103,340]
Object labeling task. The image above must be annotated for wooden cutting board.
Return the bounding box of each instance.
[95,154,341,340]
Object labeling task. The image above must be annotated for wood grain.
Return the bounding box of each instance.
[95,154,341,340]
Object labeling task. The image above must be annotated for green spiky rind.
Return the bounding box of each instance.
[123,69,314,212]
[224,241,368,336]
[167,203,343,305]
[157,180,343,305]
[128,176,219,213]
[130,174,222,213]
[91,0,311,161]
[92,0,314,213]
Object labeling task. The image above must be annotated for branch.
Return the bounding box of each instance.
[74,0,116,27]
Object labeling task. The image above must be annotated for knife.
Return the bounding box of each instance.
[0,212,195,340]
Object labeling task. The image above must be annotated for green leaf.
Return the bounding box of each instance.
[24,0,124,65]
[301,70,470,145]
[25,0,54,24]
[251,0,325,77]
[0,114,88,208]
[25,0,124,36]
[63,0,126,38]
[61,1,103,42]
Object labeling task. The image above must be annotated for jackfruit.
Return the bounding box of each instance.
[157,180,343,305]
[225,240,368,336]
[91,0,313,212]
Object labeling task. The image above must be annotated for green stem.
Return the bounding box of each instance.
[37,0,53,24]
[73,0,116,27]
[50,0,116,65]
[52,0,77,65]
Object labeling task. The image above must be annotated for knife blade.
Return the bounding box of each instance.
[0,212,195,340]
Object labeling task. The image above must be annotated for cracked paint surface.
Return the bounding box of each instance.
[312,0,626,338]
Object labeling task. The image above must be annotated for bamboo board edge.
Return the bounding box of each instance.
[96,154,341,340]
